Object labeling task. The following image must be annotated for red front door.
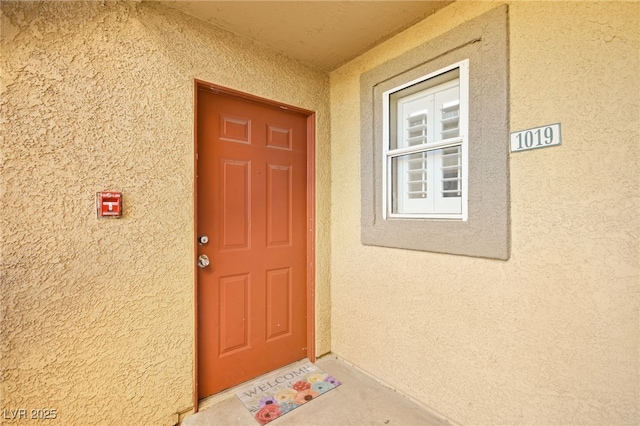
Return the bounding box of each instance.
[196,86,309,398]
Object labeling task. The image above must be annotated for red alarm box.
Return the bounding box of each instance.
[97,191,122,218]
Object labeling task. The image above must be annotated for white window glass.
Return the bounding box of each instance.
[383,60,469,220]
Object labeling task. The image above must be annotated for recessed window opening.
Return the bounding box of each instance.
[382,60,469,220]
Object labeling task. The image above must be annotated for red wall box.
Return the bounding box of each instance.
[97,191,122,218]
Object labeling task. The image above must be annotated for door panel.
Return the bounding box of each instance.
[267,165,292,246]
[266,267,292,341]
[218,273,250,355]
[220,160,250,250]
[197,88,308,399]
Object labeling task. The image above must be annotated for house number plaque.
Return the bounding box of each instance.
[510,123,562,153]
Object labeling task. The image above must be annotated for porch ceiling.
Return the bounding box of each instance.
[156,1,454,71]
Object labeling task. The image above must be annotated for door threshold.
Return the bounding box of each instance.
[198,357,311,412]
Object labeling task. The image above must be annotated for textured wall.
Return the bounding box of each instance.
[0,1,330,425]
[330,1,639,425]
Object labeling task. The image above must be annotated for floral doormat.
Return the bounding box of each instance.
[235,360,341,425]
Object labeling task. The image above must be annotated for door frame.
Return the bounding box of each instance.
[192,80,316,412]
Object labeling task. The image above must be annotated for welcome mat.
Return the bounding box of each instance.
[235,360,341,425]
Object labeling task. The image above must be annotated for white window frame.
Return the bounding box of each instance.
[382,59,469,221]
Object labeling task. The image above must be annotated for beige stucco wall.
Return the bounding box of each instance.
[330,1,639,425]
[0,1,330,425]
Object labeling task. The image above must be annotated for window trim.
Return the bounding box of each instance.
[382,59,470,221]
[359,5,510,260]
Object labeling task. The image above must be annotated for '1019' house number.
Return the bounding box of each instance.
[510,123,562,153]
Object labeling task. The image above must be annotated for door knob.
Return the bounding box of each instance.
[197,254,210,269]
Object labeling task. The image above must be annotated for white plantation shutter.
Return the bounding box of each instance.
[384,60,468,219]
[434,88,462,214]
[395,92,433,213]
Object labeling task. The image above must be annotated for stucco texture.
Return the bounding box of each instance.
[0,1,330,425]
[330,1,639,425]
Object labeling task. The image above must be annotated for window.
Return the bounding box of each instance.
[359,5,510,259]
[383,61,469,220]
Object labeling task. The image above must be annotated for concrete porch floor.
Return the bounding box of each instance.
[183,355,452,426]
